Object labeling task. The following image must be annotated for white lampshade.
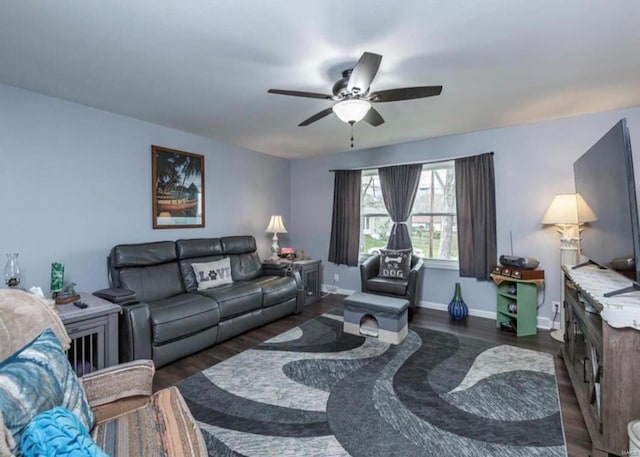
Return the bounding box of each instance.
[332,99,371,124]
[541,193,596,224]
[265,215,288,234]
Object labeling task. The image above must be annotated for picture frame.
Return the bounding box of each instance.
[152,145,205,229]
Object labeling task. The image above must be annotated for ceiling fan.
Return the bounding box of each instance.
[267,52,443,128]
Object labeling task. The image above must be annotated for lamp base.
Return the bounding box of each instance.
[560,247,579,267]
[550,328,564,342]
[270,233,280,260]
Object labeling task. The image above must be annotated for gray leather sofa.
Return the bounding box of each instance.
[96,236,303,368]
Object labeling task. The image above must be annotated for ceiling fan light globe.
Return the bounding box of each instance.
[332,99,371,124]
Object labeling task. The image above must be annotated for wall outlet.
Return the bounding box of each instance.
[333,273,339,282]
[552,301,561,312]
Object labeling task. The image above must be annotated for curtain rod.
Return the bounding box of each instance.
[328,151,494,172]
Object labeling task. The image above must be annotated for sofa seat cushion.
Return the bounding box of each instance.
[197,282,262,321]
[366,277,408,296]
[149,294,220,345]
[249,276,298,308]
[92,386,207,457]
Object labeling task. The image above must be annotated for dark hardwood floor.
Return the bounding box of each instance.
[154,294,591,457]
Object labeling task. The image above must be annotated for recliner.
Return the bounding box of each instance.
[360,254,424,320]
[99,235,303,367]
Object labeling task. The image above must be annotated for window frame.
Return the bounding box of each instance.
[359,162,459,270]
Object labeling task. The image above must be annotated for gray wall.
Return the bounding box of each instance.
[0,84,291,293]
[289,107,640,323]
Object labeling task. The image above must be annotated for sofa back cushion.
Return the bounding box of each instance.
[229,253,263,281]
[110,241,183,302]
[221,236,263,281]
[111,241,177,268]
[220,236,256,254]
[176,238,223,260]
[119,263,184,303]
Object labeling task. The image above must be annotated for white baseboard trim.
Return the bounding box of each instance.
[417,300,554,331]
[321,285,356,295]
[321,289,556,331]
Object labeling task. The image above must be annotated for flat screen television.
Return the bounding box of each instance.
[573,118,640,296]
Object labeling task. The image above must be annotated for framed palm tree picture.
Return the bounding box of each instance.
[152,145,205,229]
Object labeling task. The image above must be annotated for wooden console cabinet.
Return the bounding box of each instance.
[562,266,640,456]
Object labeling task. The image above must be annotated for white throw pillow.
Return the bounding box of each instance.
[191,258,233,290]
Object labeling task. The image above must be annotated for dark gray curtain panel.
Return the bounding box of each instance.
[328,170,362,266]
[378,164,422,250]
[455,152,497,280]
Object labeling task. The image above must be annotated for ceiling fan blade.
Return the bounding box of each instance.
[298,107,334,126]
[268,89,332,100]
[363,107,385,127]
[347,52,382,94]
[369,86,443,102]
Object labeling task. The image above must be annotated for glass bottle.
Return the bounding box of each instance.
[4,253,21,288]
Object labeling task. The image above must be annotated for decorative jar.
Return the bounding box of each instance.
[51,262,65,293]
[4,253,21,288]
[447,282,468,320]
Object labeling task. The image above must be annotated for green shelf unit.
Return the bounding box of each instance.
[494,278,540,337]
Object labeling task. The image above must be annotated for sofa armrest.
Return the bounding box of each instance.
[407,256,424,309]
[262,262,288,274]
[360,255,380,292]
[290,269,305,313]
[93,287,137,305]
[263,263,304,313]
[410,256,424,275]
[82,360,155,407]
[82,360,155,424]
[119,301,152,362]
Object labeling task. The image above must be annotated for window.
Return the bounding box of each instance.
[359,162,458,267]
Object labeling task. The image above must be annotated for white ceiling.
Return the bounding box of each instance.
[2,1,640,159]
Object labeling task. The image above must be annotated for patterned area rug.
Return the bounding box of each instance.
[176,311,567,456]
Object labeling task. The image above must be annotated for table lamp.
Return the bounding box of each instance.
[265,215,288,260]
[541,193,596,266]
[542,193,596,342]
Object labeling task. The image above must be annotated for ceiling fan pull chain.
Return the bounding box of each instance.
[350,120,355,148]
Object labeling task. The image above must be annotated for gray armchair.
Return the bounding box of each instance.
[360,254,424,320]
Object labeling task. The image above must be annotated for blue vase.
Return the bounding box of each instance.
[448,282,468,320]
